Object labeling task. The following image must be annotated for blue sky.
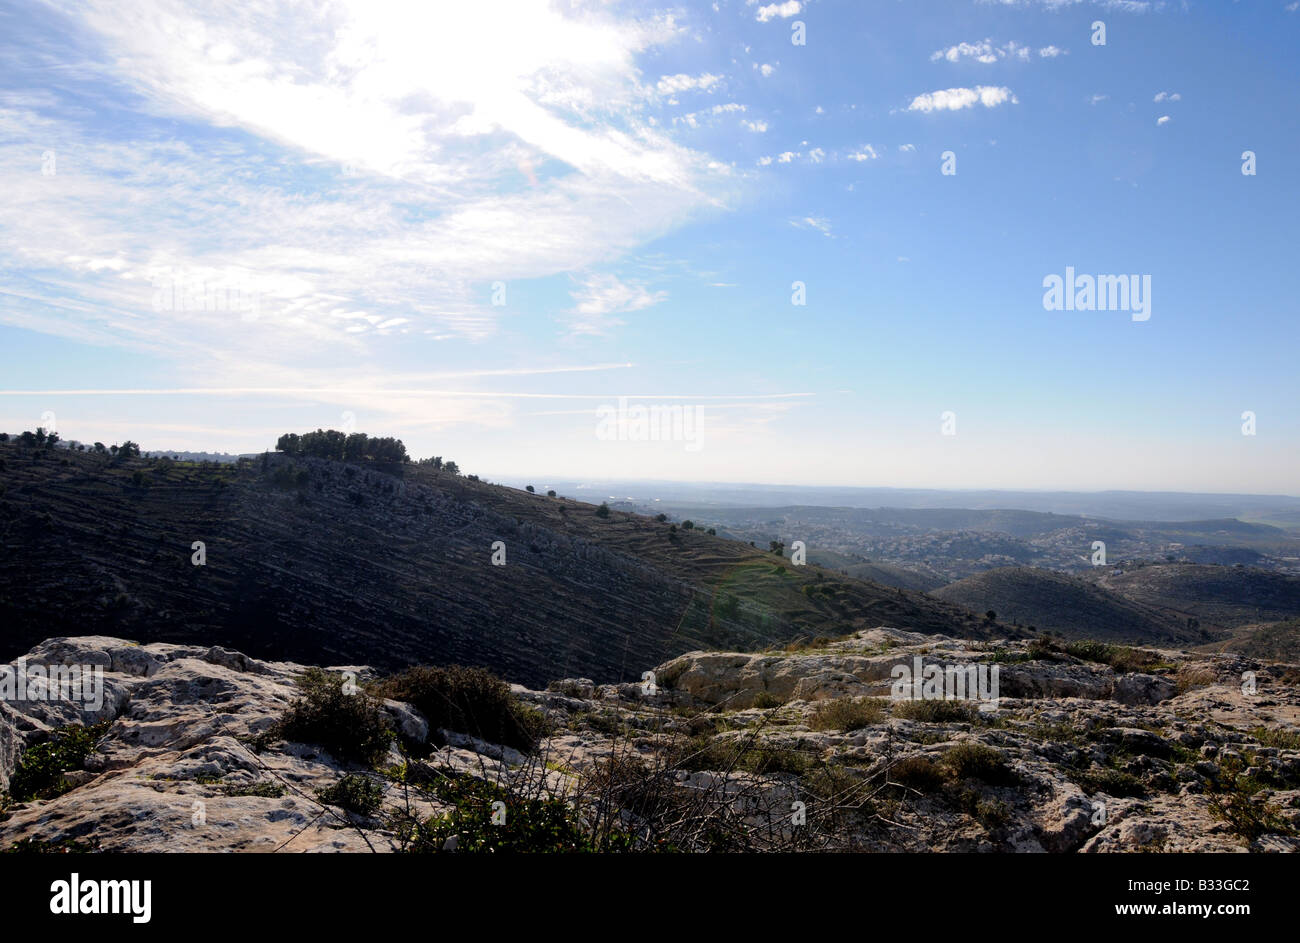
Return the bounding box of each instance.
[1,0,1297,493]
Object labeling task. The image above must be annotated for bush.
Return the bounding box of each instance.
[1175,666,1217,694]
[892,698,974,723]
[370,665,547,753]
[1208,756,1292,841]
[266,668,393,766]
[595,502,610,518]
[1064,641,1159,674]
[890,756,946,792]
[940,743,1015,785]
[1072,766,1146,798]
[1251,727,1300,751]
[402,772,622,853]
[810,698,887,731]
[317,773,384,815]
[4,721,113,803]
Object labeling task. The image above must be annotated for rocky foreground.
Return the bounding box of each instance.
[2,630,1299,852]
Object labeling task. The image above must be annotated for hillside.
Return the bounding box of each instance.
[0,438,995,687]
[1092,563,1300,631]
[1198,618,1300,662]
[931,566,1209,644]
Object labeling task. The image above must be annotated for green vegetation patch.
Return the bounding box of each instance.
[3,721,113,803]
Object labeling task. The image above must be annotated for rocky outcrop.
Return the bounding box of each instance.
[2,629,1298,853]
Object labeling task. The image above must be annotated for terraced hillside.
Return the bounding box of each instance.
[0,438,995,686]
[931,566,1211,645]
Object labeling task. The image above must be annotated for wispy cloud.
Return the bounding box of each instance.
[0,0,731,369]
[790,216,832,236]
[564,273,666,336]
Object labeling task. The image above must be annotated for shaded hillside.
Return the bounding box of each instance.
[931,567,1210,644]
[0,439,993,687]
[1092,563,1300,630]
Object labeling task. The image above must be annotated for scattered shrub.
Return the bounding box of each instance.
[810,698,887,732]
[370,665,547,753]
[402,772,626,853]
[1250,727,1300,751]
[1064,641,1159,674]
[892,699,974,723]
[317,773,384,815]
[266,668,393,766]
[889,756,946,792]
[4,721,113,803]
[1072,766,1146,798]
[941,743,1016,785]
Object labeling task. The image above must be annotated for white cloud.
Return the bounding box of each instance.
[777,151,797,163]
[565,273,665,335]
[742,119,768,132]
[1089,94,1109,105]
[898,143,916,152]
[931,39,1060,64]
[808,147,826,163]
[1156,115,1171,125]
[657,73,723,95]
[1153,91,1181,102]
[932,39,1000,64]
[755,1,802,22]
[757,63,776,77]
[847,145,878,161]
[908,86,1019,112]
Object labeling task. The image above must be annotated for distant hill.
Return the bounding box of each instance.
[1092,563,1300,630]
[930,566,1208,644]
[0,438,996,687]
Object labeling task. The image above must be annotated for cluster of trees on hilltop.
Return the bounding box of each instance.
[275,430,408,464]
[416,455,459,475]
[3,429,140,461]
